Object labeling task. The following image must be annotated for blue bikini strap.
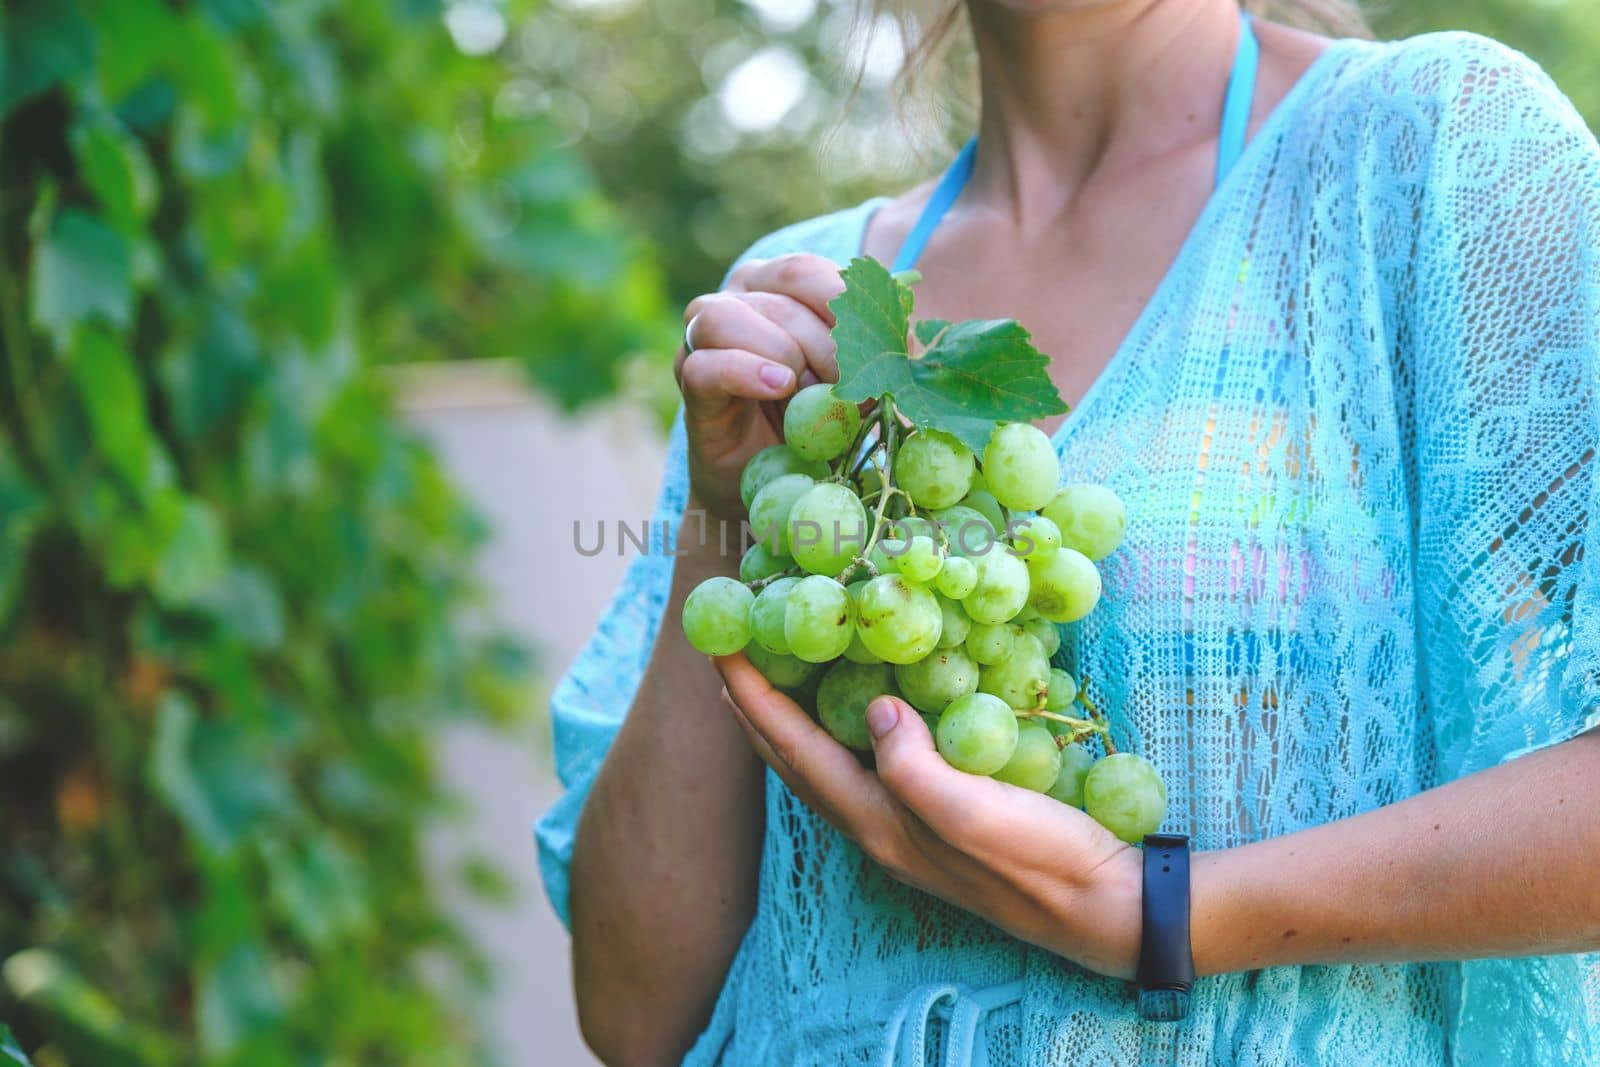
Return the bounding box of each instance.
[891,14,1259,274]
[891,137,977,274]
[1215,13,1259,189]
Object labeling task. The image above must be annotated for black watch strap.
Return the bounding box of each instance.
[1137,832,1195,1021]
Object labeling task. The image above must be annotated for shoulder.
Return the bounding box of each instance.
[728,198,890,277]
[1311,31,1592,147]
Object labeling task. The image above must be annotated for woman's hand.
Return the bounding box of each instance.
[676,254,846,519]
[714,653,1144,979]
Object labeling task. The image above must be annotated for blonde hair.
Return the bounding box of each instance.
[880,1,1369,135]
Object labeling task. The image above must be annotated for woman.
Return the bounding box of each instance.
[539,0,1600,1062]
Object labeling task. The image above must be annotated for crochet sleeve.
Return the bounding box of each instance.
[1408,35,1600,779]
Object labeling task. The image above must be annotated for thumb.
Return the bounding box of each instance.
[867,694,924,741]
[867,695,941,786]
[868,696,1007,850]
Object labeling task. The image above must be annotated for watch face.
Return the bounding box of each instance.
[1138,988,1191,1022]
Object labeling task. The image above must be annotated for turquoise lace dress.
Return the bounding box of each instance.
[537,31,1600,1066]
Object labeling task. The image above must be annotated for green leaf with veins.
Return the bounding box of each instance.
[829,257,1068,453]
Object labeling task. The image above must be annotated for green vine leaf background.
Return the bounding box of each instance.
[0,0,675,1062]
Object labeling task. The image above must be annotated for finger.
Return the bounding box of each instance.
[721,687,835,817]
[741,292,839,383]
[678,348,797,416]
[684,293,809,379]
[714,654,896,831]
[866,696,1013,852]
[727,254,846,326]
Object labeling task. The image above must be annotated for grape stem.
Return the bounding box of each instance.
[1075,687,1119,755]
[839,401,883,483]
[1017,708,1100,732]
[835,398,902,586]
[745,569,803,592]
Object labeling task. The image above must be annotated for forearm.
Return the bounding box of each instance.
[569,519,766,1065]
[1192,729,1600,976]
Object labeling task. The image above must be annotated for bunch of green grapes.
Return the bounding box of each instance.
[680,383,1166,844]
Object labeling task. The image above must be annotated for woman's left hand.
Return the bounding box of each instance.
[715,653,1144,979]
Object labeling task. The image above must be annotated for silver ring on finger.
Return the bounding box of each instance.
[684,313,701,354]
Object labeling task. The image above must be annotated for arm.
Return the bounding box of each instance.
[569,519,767,1067]
[562,253,849,1064]
[714,662,1600,992]
[1192,727,1600,975]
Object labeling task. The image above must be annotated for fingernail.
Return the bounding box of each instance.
[760,364,793,391]
[867,697,899,740]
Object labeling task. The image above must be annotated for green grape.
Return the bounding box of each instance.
[983,422,1060,511]
[935,693,1019,775]
[1083,753,1168,843]
[869,538,900,575]
[783,383,861,462]
[965,621,1015,666]
[1008,514,1062,559]
[959,489,1007,532]
[1045,667,1079,712]
[788,482,869,577]
[969,469,989,494]
[740,445,828,509]
[1046,742,1095,806]
[817,661,897,750]
[854,574,942,664]
[894,647,979,713]
[991,720,1062,793]
[879,535,910,557]
[978,632,1050,710]
[842,634,883,664]
[929,505,997,558]
[896,429,974,509]
[841,581,884,664]
[1023,616,1061,657]
[963,549,1031,625]
[784,575,855,663]
[1013,604,1040,622]
[895,535,944,583]
[1042,483,1128,561]
[681,577,755,656]
[935,595,972,649]
[887,515,942,543]
[935,555,978,600]
[1026,547,1102,623]
[745,643,823,689]
[786,666,823,717]
[739,541,792,583]
[858,465,884,500]
[750,576,800,654]
[749,473,815,555]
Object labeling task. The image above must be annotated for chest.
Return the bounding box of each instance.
[862,146,1217,432]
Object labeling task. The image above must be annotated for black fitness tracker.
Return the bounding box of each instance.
[1137,833,1195,1021]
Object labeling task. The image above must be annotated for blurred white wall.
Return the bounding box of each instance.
[398,360,668,1067]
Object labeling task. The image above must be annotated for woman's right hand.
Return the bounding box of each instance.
[675,254,846,519]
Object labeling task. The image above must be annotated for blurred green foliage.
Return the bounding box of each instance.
[1,1024,31,1066]
[0,0,670,1063]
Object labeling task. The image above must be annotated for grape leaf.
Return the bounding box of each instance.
[30,210,132,345]
[829,257,1067,453]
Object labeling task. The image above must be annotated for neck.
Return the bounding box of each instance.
[966,0,1243,218]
